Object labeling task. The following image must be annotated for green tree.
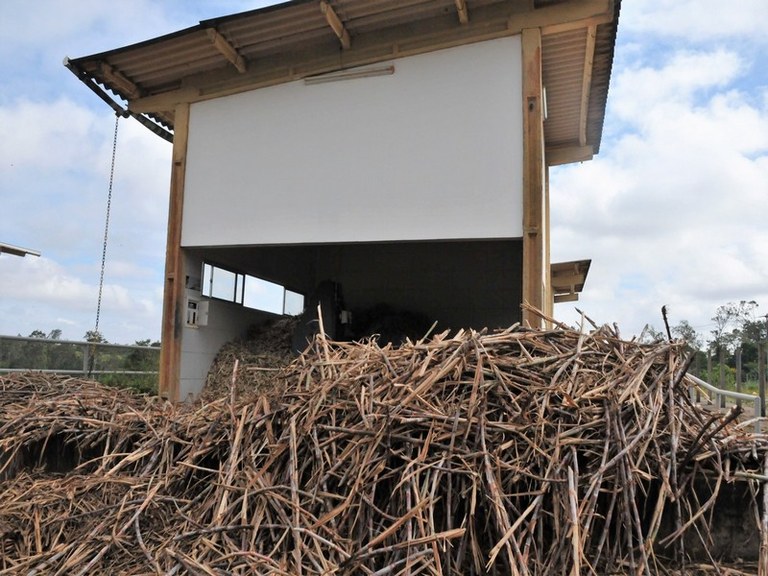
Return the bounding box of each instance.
[709,300,758,354]
[742,316,767,343]
[84,330,107,344]
[672,320,702,352]
[639,324,665,344]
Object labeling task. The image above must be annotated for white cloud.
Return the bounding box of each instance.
[610,50,743,124]
[552,37,768,340]
[0,255,162,342]
[0,98,108,170]
[1,0,766,348]
[0,1,290,344]
[621,0,768,43]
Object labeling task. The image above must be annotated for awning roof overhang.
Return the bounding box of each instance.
[0,242,41,258]
[551,259,591,303]
[65,0,620,164]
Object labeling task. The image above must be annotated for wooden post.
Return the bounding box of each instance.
[544,170,552,321]
[159,103,190,402]
[82,343,89,377]
[760,341,766,417]
[521,28,547,328]
[719,347,726,409]
[735,346,742,410]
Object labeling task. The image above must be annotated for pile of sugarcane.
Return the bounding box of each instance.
[200,316,297,402]
[0,320,766,575]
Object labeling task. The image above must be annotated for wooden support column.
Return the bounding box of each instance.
[521,28,547,328]
[759,341,766,417]
[159,103,190,401]
[544,169,552,320]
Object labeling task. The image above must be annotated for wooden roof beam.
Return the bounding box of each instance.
[579,25,597,146]
[554,293,579,303]
[320,1,351,50]
[99,62,141,99]
[552,271,584,286]
[206,28,247,73]
[524,0,613,35]
[455,0,469,24]
[546,144,593,166]
[0,242,40,258]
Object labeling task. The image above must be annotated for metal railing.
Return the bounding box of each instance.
[686,373,762,433]
[0,335,159,390]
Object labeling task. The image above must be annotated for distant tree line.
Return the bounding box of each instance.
[0,329,160,393]
[642,300,767,392]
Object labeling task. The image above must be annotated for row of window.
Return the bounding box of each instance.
[201,262,305,316]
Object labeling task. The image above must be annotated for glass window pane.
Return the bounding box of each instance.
[284,290,305,316]
[243,275,284,314]
[211,267,238,301]
[234,273,244,304]
[202,263,213,297]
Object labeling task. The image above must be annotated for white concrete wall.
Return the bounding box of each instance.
[182,35,523,247]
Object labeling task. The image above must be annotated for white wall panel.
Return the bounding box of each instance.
[182,36,523,246]
[179,254,275,399]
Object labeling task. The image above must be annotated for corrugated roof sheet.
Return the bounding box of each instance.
[67,0,620,156]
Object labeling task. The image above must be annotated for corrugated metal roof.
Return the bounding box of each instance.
[66,0,620,158]
[551,259,591,302]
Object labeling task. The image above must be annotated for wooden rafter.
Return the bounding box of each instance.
[455,0,469,24]
[320,1,351,50]
[546,144,593,166]
[554,293,579,303]
[535,0,613,34]
[578,25,597,146]
[99,62,140,99]
[74,0,617,143]
[206,28,247,74]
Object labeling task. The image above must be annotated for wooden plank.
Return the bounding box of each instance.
[206,28,247,74]
[554,293,579,304]
[759,341,766,417]
[515,0,612,34]
[544,170,552,319]
[158,103,190,402]
[521,27,546,328]
[537,0,613,35]
[579,25,597,146]
[455,0,469,24]
[546,144,593,166]
[320,1,351,50]
[99,62,141,99]
[129,88,200,114]
[552,271,584,287]
[120,0,614,115]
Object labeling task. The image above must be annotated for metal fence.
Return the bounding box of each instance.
[0,335,159,393]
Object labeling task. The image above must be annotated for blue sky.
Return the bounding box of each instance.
[1,0,766,344]
[550,0,768,338]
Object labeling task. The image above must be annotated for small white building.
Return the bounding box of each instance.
[68,0,620,400]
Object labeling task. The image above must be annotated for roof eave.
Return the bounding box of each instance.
[65,0,621,151]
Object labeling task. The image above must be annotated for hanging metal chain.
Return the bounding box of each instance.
[88,114,120,376]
